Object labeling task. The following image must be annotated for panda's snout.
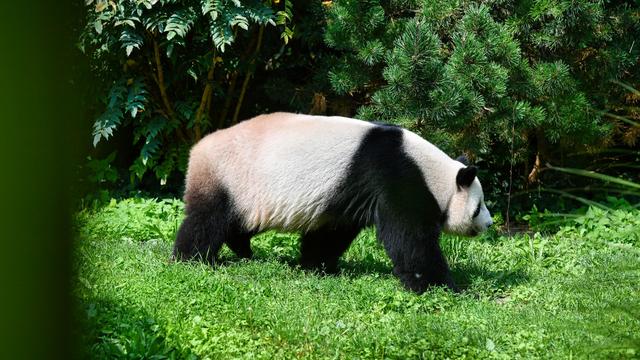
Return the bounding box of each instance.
[472,218,493,236]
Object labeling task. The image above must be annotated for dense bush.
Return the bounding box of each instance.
[80,0,297,189]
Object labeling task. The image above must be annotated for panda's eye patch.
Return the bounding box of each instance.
[472,202,481,218]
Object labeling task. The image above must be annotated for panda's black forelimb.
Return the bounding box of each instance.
[376,217,456,293]
[299,224,362,273]
[338,124,457,293]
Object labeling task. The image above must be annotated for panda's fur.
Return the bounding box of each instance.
[174,112,492,293]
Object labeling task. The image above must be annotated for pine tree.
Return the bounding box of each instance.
[324,0,639,200]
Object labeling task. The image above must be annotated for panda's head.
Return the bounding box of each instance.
[443,161,493,237]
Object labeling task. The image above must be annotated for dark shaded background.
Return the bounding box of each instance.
[0,1,84,358]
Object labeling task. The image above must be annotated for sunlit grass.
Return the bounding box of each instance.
[74,199,640,359]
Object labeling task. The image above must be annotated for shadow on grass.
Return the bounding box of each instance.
[216,243,531,292]
[337,257,393,277]
[199,227,533,293]
[451,262,530,290]
[216,249,299,268]
[74,298,194,359]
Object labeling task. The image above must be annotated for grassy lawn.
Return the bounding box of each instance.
[74,198,640,359]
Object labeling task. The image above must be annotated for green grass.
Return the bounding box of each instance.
[74,198,640,359]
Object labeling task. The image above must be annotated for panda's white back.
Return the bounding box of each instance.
[190,113,376,231]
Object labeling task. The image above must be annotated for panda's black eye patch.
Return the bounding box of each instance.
[472,202,481,218]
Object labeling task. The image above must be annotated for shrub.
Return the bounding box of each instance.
[80,0,294,186]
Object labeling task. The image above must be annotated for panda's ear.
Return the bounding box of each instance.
[455,155,469,166]
[456,166,478,188]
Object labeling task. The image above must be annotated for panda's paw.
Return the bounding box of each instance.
[395,272,429,294]
[396,270,461,294]
[446,281,461,293]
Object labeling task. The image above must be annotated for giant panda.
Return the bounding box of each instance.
[173,113,493,293]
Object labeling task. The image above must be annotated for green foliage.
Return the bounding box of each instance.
[565,206,640,245]
[80,0,640,217]
[275,0,293,44]
[523,83,640,216]
[81,0,295,187]
[76,198,184,242]
[324,0,639,207]
[92,79,127,147]
[85,152,118,185]
[521,196,638,233]
[75,198,640,358]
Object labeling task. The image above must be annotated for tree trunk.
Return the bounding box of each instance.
[231,26,265,126]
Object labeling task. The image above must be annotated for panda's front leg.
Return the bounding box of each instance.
[378,223,457,293]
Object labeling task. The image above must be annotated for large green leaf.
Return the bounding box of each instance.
[547,164,640,190]
[92,81,127,147]
[165,7,197,40]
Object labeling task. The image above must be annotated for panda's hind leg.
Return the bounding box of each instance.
[225,230,254,259]
[173,190,236,265]
[299,225,361,273]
